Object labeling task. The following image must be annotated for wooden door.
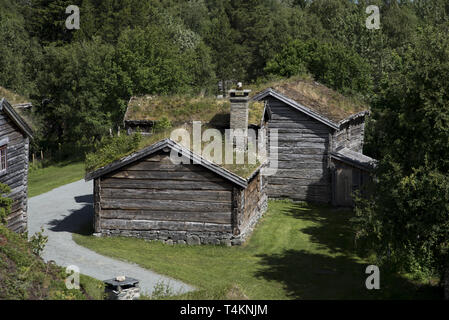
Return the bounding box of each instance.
[335,167,353,206]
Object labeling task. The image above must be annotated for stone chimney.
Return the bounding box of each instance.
[229,83,251,142]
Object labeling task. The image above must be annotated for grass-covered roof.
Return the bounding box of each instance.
[0,86,31,105]
[85,124,263,180]
[89,76,367,180]
[125,76,367,128]
[248,76,368,123]
[0,86,35,131]
[125,95,265,127]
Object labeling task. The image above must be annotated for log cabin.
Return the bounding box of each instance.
[87,78,376,244]
[252,79,376,206]
[85,138,267,245]
[0,97,33,233]
[86,91,267,245]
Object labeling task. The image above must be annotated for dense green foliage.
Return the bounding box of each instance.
[0,183,12,224]
[0,0,446,151]
[265,39,373,95]
[0,223,104,299]
[354,25,449,282]
[0,187,104,299]
[85,132,141,173]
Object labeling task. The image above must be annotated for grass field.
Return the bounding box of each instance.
[28,161,85,198]
[73,200,441,300]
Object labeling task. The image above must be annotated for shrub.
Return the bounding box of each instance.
[29,228,48,256]
[0,183,12,224]
[153,116,172,132]
[85,132,142,173]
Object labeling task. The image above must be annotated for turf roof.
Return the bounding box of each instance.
[249,76,368,123]
[125,95,265,127]
[0,86,31,106]
[94,76,367,179]
[125,76,367,128]
[86,124,263,180]
[0,86,35,131]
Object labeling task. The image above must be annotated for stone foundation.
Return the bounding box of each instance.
[100,229,237,246]
[236,193,268,243]
[98,204,267,247]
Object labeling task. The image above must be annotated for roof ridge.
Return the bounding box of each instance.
[252,88,340,130]
[0,98,33,139]
[85,138,251,188]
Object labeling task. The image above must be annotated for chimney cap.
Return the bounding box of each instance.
[229,88,251,98]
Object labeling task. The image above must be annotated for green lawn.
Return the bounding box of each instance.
[73,200,440,300]
[28,161,85,198]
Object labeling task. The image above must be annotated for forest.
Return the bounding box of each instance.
[0,0,448,296]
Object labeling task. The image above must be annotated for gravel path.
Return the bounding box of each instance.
[28,179,194,296]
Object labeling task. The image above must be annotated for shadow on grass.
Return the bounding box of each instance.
[255,202,441,300]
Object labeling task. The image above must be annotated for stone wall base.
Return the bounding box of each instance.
[98,200,268,246]
[100,229,237,246]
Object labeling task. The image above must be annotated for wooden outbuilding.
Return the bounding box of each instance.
[253,79,376,205]
[86,139,267,245]
[0,98,33,232]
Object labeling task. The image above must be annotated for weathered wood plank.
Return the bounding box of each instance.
[270,146,328,155]
[268,176,330,186]
[100,178,232,191]
[109,170,224,182]
[101,188,232,202]
[275,161,329,170]
[100,198,232,212]
[277,135,328,143]
[101,209,231,224]
[124,161,204,172]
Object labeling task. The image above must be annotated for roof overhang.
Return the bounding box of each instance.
[85,139,252,188]
[0,98,33,139]
[330,148,377,171]
[252,88,340,130]
[338,110,370,129]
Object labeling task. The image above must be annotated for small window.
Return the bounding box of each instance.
[0,145,7,172]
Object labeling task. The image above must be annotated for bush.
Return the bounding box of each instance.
[0,183,12,224]
[85,132,142,173]
[153,116,172,132]
[29,228,48,256]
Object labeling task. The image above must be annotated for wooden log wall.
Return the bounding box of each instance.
[0,112,29,233]
[266,97,333,203]
[239,172,267,239]
[333,116,365,153]
[97,151,235,242]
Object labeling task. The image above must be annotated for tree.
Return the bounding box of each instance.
[0,0,41,95]
[23,0,79,45]
[265,39,373,96]
[355,26,449,297]
[35,38,117,150]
